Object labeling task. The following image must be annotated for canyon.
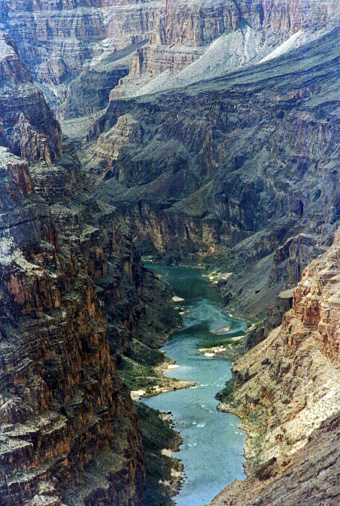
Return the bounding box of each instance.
[0,30,180,505]
[0,0,340,504]
[211,228,340,505]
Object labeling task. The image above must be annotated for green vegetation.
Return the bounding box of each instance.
[137,403,182,506]
[215,378,234,403]
[118,355,161,391]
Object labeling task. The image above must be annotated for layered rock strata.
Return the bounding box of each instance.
[0,145,147,505]
[109,0,340,99]
[0,0,159,116]
[0,34,179,505]
[210,228,340,504]
[0,32,62,162]
[1,0,339,118]
[84,25,340,316]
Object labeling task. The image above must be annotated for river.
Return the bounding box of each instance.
[143,264,246,506]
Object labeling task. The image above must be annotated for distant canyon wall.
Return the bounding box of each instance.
[82,26,340,319]
[0,0,339,117]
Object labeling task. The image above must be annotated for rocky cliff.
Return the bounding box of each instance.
[0,147,147,506]
[109,0,340,99]
[84,24,340,317]
[0,30,180,505]
[0,32,62,162]
[1,1,340,504]
[209,227,340,505]
[1,0,339,119]
[0,0,159,116]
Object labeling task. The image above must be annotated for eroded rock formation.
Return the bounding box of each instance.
[83,25,340,317]
[0,30,179,505]
[0,149,146,506]
[1,0,340,504]
[210,227,340,505]
[0,0,159,116]
[1,0,339,117]
[0,32,62,162]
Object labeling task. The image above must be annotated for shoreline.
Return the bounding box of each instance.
[131,360,196,400]
[139,260,248,503]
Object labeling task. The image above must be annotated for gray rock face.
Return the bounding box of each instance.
[0,0,159,116]
[81,25,340,318]
[2,0,339,118]
[88,28,339,243]
[0,31,62,162]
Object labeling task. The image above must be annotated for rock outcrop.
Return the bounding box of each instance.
[0,32,62,162]
[1,0,339,118]
[0,31,179,505]
[0,148,146,506]
[210,228,340,505]
[109,0,340,99]
[83,25,340,316]
[0,0,159,116]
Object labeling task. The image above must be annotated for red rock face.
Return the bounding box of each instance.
[237,0,340,33]
[152,0,240,47]
[2,0,339,120]
[0,32,148,506]
[0,145,147,505]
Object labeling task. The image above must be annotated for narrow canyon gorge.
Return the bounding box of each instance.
[0,0,339,504]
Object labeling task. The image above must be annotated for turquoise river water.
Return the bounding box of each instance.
[143,264,246,506]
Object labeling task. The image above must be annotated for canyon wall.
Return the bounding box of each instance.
[210,227,340,505]
[0,0,159,115]
[0,29,179,505]
[84,25,340,316]
[109,0,340,99]
[1,0,339,117]
[1,1,340,503]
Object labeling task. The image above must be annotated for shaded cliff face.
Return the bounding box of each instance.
[0,0,159,116]
[0,32,183,506]
[210,228,340,505]
[83,25,340,315]
[0,148,146,506]
[0,32,62,162]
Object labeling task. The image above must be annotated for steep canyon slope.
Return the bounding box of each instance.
[210,228,340,505]
[86,25,340,317]
[1,0,340,504]
[1,0,339,120]
[0,30,178,505]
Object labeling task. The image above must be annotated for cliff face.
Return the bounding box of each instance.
[0,0,159,116]
[1,0,339,118]
[0,149,146,506]
[0,32,181,505]
[109,0,340,99]
[0,32,62,162]
[210,228,340,505]
[83,25,340,315]
[237,0,340,32]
